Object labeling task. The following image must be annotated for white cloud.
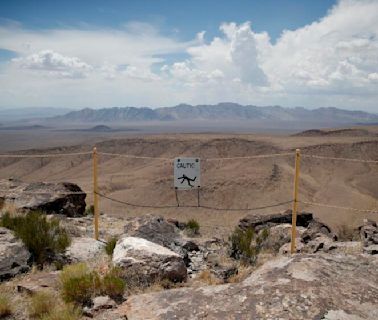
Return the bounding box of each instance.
[12,50,93,78]
[0,0,377,110]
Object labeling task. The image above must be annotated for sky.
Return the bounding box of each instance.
[0,0,377,111]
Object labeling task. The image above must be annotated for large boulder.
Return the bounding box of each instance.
[0,179,86,217]
[122,215,199,265]
[0,227,30,281]
[65,237,106,263]
[110,253,378,319]
[238,211,314,232]
[112,236,187,283]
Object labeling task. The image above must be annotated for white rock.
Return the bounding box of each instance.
[65,237,105,262]
[113,236,187,282]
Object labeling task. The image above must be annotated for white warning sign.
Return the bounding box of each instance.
[174,157,201,190]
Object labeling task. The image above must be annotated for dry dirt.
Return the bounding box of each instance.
[0,126,377,237]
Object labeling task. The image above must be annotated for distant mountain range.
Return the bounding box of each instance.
[0,107,73,121]
[49,103,378,124]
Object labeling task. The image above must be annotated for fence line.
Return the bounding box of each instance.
[0,150,377,163]
[96,192,293,212]
[299,200,378,214]
[0,151,92,158]
[301,154,378,164]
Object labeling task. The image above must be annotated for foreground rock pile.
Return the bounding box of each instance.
[111,253,378,320]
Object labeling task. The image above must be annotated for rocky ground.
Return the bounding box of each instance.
[0,180,377,319]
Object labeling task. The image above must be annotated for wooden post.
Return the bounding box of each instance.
[290,148,301,254]
[93,147,99,240]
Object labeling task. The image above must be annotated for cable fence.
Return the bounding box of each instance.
[0,148,377,249]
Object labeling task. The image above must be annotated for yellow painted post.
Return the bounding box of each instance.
[290,148,301,254]
[93,147,99,240]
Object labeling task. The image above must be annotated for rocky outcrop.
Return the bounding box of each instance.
[0,179,86,217]
[111,254,378,320]
[360,219,378,255]
[0,227,30,281]
[112,236,187,283]
[65,237,106,263]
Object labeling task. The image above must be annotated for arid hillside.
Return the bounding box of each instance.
[0,128,377,235]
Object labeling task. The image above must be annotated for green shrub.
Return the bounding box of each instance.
[60,263,125,305]
[84,205,94,216]
[229,227,269,265]
[60,263,101,305]
[0,293,12,318]
[101,269,125,299]
[186,219,200,236]
[0,211,70,267]
[39,304,81,320]
[28,291,55,318]
[105,237,118,256]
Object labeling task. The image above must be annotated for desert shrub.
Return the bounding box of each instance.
[60,263,101,305]
[60,263,125,305]
[0,211,70,267]
[39,304,81,320]
[337,224,359,241]
[105,236,118,256]
[84,205,94,216]
[186,219,200,236]
[229,227,269,265]
[28,291,56,318]
[0,293,12,318]
[101,269,126,299]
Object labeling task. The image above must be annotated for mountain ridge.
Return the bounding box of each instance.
[49,103,378,124]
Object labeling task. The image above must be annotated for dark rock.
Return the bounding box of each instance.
[301,219,336,243]
[0,227,30,281]
[167,218,187,230]
[238,210,314,232]
[360,219,378,255]
[0,179,86,217]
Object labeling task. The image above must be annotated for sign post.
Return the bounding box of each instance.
[93,147,99,240]
[174,158,201,190]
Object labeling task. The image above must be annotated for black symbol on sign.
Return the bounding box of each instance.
[177,174,197,187]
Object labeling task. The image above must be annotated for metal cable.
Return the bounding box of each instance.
[96,192,292,211]
[0,152,92,158]
[299,200,378,214]
[301,154,378,164]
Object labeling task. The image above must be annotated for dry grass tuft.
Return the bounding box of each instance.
[195,270,221,286]
[28,291,56,318]
[0,292,12,318]
[39,304,81,320]
[228,265,253,283]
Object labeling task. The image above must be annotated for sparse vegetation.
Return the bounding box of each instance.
[0,211,70,267]
[186,218,200,236]
[84,205,94,216]
[28,291,56,318]
[196,270,221,285]
[60,263,125,305]
[39,304,81,320]
[0,293,12,318]
[102,268,126,299]
[229,227,269,265]
[105,236,118,256]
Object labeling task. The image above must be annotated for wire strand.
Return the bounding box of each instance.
[0,152,92,158]
[301,154,378,164]
[299,200,378,214]
[96,192,292,211]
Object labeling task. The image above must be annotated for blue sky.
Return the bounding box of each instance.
[0,0,335,42]
[0,0,377,111]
